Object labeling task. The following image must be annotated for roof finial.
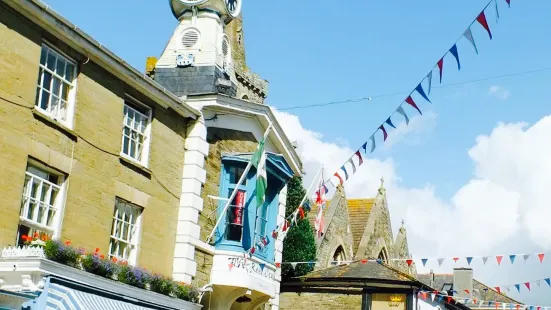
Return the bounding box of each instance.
[378,176,386,195]
[380,176,385,187]
[401,219,405,227]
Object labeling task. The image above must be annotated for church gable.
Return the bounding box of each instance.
[347,199,374,256]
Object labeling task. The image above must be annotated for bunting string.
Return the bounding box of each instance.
[322,0,511,190]
[416,291,551,310]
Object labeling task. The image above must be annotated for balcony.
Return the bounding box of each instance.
[0,246,202,310]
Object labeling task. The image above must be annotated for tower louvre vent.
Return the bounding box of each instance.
[222,37,230,56]
[181,29,199,48]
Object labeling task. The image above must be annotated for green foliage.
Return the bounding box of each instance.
[281,176,317,279]
[43,239,82,268]
[149,274,175,296]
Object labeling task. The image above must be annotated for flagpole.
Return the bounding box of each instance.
[297,165,323,210]
[206,123,273,244]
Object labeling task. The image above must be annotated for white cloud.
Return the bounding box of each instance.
[383,111,438,150]
[274,110,551,261]
[488,85,511,100]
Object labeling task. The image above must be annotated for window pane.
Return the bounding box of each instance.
[55,58,66,77]
[40,48,47,65]
[52,78,61,96]
[229,166,246,185]
[42,71,52,91]
[65,63,74,81]
[46,52,56,71]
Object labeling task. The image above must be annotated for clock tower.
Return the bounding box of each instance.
[152,0,268,103]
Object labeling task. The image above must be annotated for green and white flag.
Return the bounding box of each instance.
[251,137,267,208]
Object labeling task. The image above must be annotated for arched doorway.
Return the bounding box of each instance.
[331,245,346,266]
[377,247,389,263]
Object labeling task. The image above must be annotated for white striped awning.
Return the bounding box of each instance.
[39,283,157,310]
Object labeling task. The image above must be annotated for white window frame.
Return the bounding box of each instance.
[35,43,78,129]
[108,198,143,265]
[18,161,67,242]
[120,95,152,168]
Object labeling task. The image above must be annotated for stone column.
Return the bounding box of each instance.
[361,290,372,310]
[172,116,209,283]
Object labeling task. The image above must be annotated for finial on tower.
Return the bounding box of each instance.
[401,219,405,227]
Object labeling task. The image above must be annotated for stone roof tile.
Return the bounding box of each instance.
[347,199,375,255]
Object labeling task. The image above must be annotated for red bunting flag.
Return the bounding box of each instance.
[405,96,422,115]
[476,11,493,39]
[298,207,305,219]
[453,257,459,263]
[421,292,428,300]
[250,247,255,254]
[464,289,470,295]
[525,282,531,291]
[495,287,501,294]
[355,151,363,166]
[275,262,281,268]
[229,263,234,271]
[379,125,388,141]
[496,255,503,265]
[446,296,452,303]
[516,305,520,310]
[333,172,344,186]
[538,253,545,263]
[437,58,444,83]
[406,259,413,266]
[495,302,500,309]
[361,259,368,264]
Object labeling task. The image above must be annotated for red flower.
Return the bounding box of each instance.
[100,254,105,259]
[111,257,118,263]
[95,248,100,253]
[21,234,28,241]
[33,232,39,238]
[64,240,71,245]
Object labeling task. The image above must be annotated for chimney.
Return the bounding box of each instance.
[453,268,473,298]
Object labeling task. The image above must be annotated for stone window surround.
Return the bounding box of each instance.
[17,159,68,245]
[35,42,78,130]
[120,96,153,169]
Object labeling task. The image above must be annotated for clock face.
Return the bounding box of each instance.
[176,0,208,5]
[225,0,241,18]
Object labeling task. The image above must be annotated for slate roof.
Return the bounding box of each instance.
[347,199,375,255]
[417,274,523,306]
[298,260,420,285]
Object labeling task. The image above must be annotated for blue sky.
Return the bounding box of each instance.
[41,0,551,305]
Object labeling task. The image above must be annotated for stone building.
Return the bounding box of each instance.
[0,0,204,308]
[279,180,416,310]
[1,0,303,309]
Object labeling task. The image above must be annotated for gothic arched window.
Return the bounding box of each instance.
[331,245,346,266]
[378,247,389,263]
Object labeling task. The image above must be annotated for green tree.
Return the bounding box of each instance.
[281,176,317,279]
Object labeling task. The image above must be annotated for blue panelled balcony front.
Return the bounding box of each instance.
[213,152,294,263]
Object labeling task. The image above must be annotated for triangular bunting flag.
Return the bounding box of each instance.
[333,172,344,186]
[483,256,489,265]
[546,278,551,287]
[536,280,541,288]
[514,284,520,292]
[538,253,545,263]
[275,262,281,268]
[523,254,531,262]
[489,301,494,307]
[406,259,413,266]
[361,259,368,264]
[405,96,422,115]
[438,258,445,267]
[464,27,479,54]
[505,0,510,8]
[385,117,396,129]
[361,142,368,153]
[496,302,501,309]
[369,135,376,153]
[396,106,410,125]
[355,151,364,166]
[504,285,510,292]
[495,287,501,294]
[229,263,234,271]
[516,305,520,310]
[437,295,444,303]
[446,296,452,303]
[427,71,433,94]
[437,58,444,83]
[431,293,436,302]
[347,158,357,174]
[453,257,459,263]
[449,44,461,70]
[464,289,470,295]
[525,282,530,291]
[496,255,503,265]
[466,257,473,265]
[477,11,493,39]
[291,263,298,269]
[495,0,500,22]
[259,263,266,270]
[421,258,428,266]
[415,83,431,103]
[379,125,388,141]
[340,165,349,180]
[509,254,516,264]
